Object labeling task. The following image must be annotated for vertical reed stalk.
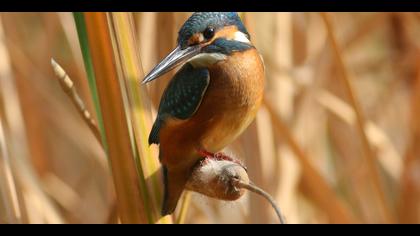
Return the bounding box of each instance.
[0,117,24,223]
[107,12,172,223]
[320,12,394,223]
[73,12,107,146]
[0,19,26,223]
[0,15,66,224]
[81,12,149,223]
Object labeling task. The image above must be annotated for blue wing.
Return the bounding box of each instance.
[149,63,210,145]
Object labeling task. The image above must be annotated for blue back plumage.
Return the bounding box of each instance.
[148,64,210,145]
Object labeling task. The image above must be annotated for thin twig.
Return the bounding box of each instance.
[234,180,286,224]
[51,59,103,147]
[320,12,394,223]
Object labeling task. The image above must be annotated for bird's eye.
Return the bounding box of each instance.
[203,27,215,40]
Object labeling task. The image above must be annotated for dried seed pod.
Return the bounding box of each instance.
[185,155,286,224]
[186,158,249,201]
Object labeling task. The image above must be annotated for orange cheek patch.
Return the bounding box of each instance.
[188,33,204,45]
[212,25,239,42]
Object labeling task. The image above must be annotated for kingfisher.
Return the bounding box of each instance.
[142,12,265,216]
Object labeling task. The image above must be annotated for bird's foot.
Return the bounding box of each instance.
[196,149,247,172]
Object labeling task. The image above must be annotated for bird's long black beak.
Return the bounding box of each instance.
[142,45,201,84]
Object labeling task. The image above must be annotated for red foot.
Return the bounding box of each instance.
[196,148,247,171]
[196,149,215,159]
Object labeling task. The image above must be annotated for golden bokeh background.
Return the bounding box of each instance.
[0,12,419,223]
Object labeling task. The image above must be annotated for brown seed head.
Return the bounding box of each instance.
[186,158,249,201]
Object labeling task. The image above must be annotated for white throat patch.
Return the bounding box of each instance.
[233,31,251,44]
[188,53,227,68]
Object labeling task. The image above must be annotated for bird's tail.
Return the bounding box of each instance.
[161,165,189,216]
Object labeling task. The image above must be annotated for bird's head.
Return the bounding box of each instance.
[142,12,252,84]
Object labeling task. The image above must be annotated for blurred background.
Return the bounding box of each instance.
[0,12,419,224]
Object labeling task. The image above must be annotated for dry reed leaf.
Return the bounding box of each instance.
[321,12,394,223]
[264,98,356,223]
[316,90,402,180]
[0,13,68,224]
[397,54,420,223]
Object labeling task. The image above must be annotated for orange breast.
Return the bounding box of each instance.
[160,48,265,169]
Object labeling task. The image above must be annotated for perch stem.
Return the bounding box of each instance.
[234,180,286,224]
